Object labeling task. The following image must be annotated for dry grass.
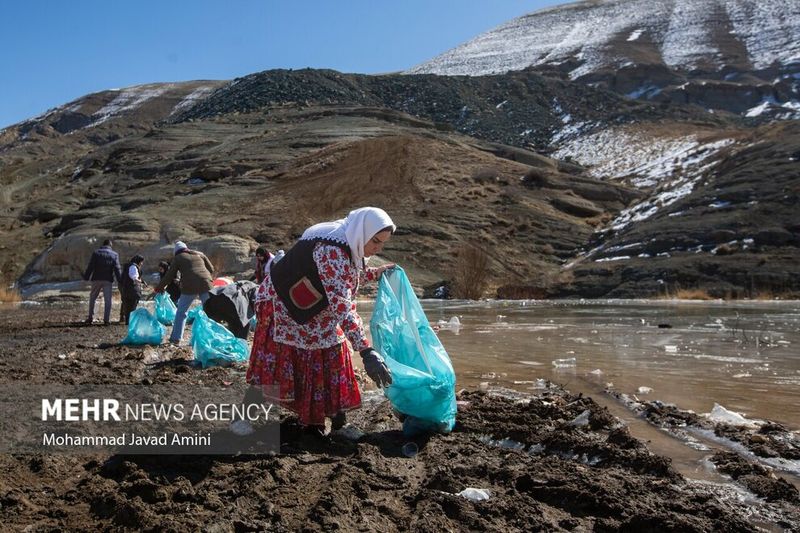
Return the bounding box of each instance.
[452,242,491,299]
[671,288,716,300]
[0,286,21,303]
[471,166,501,183]
[656,275,800,300]
[658,284,717,300]
[747,287,799,300]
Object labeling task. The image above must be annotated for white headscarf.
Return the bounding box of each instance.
[301,207,395,269]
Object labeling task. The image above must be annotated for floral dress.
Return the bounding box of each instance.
[246,243,379,425]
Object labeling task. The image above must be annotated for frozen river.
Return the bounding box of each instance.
[361,299,800,429]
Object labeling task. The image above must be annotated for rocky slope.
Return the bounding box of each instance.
[551,121,800,298]
[409,0,800,119]
[171,67,731,153]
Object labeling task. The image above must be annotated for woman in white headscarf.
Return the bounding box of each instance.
[240,207,396,434]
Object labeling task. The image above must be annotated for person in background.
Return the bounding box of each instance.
[120,255,146,325]
[83,238,122,325]
[252,247,270,285]
[155,241,215,345]
[158,260,181,303]
[233,207,395,436]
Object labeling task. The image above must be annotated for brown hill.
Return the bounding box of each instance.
[1,101,635,298]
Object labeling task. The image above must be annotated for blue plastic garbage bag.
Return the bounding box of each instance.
[370,267,456,436]
[186,304,202,324]
[121,308,165,345]
[190,308,249,368]
[154,292,177,325]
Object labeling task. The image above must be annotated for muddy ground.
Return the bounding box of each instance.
[609,389,800,506]
[1,304,798,531]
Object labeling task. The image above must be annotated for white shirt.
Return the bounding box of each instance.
[128,264,140,281]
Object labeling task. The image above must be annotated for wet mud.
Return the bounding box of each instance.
[608,388,800,513]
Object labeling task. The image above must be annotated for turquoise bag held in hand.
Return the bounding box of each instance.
[121,308,165,345]
[154,292,177,325]
[370,267,456,436]
[190,308,249,368]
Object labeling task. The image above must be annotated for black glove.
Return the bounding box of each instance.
[360,348,392,388]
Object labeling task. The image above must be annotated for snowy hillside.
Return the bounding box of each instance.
[1,82,223,141]
[408,0,800,78]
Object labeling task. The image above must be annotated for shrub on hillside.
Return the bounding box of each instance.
[452,242,491,300]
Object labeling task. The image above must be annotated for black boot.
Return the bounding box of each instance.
[331,412,346,431]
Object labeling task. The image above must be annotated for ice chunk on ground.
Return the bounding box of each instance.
[437,316,462,333]
[457,488,491,501]
[496,438,526,450]
[706,403,759,428]
[552,357,577,367]
[528,443,545,454]
[569,409,591,426]
[528,379,549,390]
[333,425,365,441]
[637,386,653,394]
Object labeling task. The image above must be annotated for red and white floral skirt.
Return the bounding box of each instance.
[246,300,362,426]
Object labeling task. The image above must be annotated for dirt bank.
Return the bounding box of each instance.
[0,304,797,531]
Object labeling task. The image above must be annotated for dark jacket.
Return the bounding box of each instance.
[120,262,143,299]
[84,246,122,283]
[159,272,181,303]
[156,249,214,295]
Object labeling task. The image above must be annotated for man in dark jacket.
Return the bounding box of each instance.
[83,239,122,325]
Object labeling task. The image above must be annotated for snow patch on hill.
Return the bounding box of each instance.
[551,125,734,187]
[170,85,218,117]
[87,84,174,128]
[745,98,800,119]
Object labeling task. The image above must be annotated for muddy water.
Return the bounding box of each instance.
[368,299,800,427]
[362,299,800,484]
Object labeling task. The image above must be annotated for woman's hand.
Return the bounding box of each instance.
[375,263,397,278]
[359,348,392,388]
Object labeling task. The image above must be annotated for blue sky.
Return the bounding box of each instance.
[0,1,562,129]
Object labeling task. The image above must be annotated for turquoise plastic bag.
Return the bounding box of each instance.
[154,292,177,325]
[121,308,165,345]
[370,267,457,436]
[190,308,249,368]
